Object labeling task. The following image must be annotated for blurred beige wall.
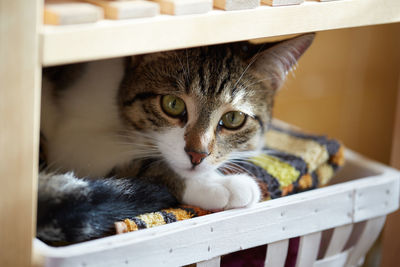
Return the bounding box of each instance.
[271,24,400,267]
[274,24,400,164]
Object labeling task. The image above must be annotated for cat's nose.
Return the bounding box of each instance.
[185,149,209,166]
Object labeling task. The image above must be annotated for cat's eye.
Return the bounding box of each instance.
[219,111,246,130]
[161,95,186,117]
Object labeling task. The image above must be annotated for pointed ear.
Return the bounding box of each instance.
[248,33,315,90]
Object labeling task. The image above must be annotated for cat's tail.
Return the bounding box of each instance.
[37,172,178,245]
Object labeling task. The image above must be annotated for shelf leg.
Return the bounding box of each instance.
[0,0,42,266]
[382,69,400,267]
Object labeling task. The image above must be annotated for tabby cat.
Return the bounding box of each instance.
[38,34,315,244]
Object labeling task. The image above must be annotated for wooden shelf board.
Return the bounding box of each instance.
[41,0,400,66]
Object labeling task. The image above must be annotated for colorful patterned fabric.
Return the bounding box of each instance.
[115,123,344,234]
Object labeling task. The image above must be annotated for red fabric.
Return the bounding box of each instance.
[221,245,267,267]
[220,237,300,267]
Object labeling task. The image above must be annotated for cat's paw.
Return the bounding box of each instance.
[182,174,261,210]
[182,179,230,210]
[223,174,261,209]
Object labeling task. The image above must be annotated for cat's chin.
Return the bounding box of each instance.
[176,165,219,180]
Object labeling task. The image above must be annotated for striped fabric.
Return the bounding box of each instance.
[115,124,344,234]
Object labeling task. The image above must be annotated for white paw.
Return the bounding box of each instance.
[182,173,261,210]
[182,179,230,210]
[223,174,261,209]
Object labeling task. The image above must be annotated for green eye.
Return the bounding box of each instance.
[219,111,246,130]
[161,95,186,117]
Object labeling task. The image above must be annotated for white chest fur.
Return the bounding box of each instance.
[41,58,134,178]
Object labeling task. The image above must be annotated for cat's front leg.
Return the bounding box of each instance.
[182,173,261,210]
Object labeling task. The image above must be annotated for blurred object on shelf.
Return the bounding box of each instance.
[84,0,159,19]
[43,0,351,26]
[214,0,259,10]
[151,0,212,15]
[44,1,103,25]
[262,0,303,7]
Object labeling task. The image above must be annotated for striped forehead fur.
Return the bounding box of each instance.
[119,43,275,125]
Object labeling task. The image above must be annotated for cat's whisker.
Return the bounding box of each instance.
[218,163,254,178]
[185,49,190,79]
[241,77,274,89]
[125,150,162,158]
[140,158,166,171]
[175,53,189,84]
[233,44,266,89]
[113,131,159,141]
[228,150,261,160]
[228,160,258,171]
[113,142,159,149]
[225,162,255,177]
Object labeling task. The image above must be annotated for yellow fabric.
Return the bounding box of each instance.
[250,154,300,188]
[316,163,334,186]
[137,213,166,228]
[265,130,329,172]
[163,208,195,220]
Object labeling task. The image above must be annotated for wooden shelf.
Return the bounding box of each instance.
[41,0,400,66]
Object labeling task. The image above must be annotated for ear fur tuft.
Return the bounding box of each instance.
[249,33,315,90]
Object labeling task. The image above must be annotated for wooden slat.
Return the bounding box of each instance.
[196,256,221,267]
[324,224,353,258]
[314,250,349,267]
[353,173,399,222]
[264,239,289,267]
[382,68,400,267]
[346,216,386,267]
[295,232,322,267]
[41,0,400,66]
[0,0,42,266]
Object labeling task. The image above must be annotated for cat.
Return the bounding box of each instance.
[37,33,315,244]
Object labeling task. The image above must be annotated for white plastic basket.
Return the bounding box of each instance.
[34,149,400,267]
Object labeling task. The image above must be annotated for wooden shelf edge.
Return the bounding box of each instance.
[41,0,400,66]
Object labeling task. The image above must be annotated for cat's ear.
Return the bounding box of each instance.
[126,55,144,70]
[247,33,315,90]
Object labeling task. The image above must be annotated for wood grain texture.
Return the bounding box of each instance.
[381,74,400,267]
[264,239,289,267]
[346,216,386,266]
[214,0,259,10]
[295,232,321,267]
[44,2,103,25]
[0,0,42,266]
[41,0,400,66]
[313,250,349,267]
[84,0,159,20]
[196,257,221,267]
[151,0,212,15]
[324,224,353,258]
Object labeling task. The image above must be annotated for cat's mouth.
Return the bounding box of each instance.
[172,160,219,179]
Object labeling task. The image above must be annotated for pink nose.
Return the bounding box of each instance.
[185,150,209,166]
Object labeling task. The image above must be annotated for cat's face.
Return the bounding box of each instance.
[119,34,314,178]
